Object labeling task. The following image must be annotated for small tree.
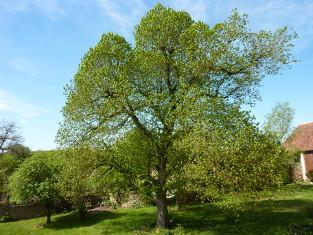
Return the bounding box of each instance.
[58,145,143,217]
[263,102,295,143]
[101,129,159,205]
[58,148,98,219]
[9,152,61,224]
[7,143,31,161]
[0,154,18,200]
[0,144,31,201]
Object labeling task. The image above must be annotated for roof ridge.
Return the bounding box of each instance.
[285,121,313,151]
[298,121,313,126]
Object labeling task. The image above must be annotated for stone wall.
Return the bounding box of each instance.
[0,203,45,220]
[292,162,303,182]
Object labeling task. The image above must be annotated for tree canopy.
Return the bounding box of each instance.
[181,112,289,199]
[57,147,103,218]
[57,4,296,228]
[0,144,31,201]
[9,152,61,224]
[263,102,295,142]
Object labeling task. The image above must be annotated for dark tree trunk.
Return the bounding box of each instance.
[46,213,51,224]
[45,204,52,224]
[156,153,169,228]
[77,201,87,219]
[177,197,186,211]
[156,187,169,228]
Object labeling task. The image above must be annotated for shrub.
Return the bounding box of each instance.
[0,215,15,223]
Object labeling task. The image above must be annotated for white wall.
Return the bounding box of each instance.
[301,153,308,181]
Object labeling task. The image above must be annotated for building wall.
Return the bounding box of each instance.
[301,154,307,180]
[304,153,313,172]
[300,153,313,181]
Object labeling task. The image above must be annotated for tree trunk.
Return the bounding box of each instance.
[46,212,51,224]
[156,187,169,228]
[156,154,169,228]
[77,201,87,219]
[177,198,186,211]
[45,204,52,224]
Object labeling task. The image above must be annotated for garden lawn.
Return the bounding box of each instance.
[1,184,313,235]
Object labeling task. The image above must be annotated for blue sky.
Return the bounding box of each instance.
[0,0,312,150]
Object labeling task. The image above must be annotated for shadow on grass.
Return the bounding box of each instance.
[41,184,313,234]
[172,197,313,235]
[46,210,120,230]
[44,209,157,234]
[99,210,156,234]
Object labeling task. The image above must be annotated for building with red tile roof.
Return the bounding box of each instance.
[284,122,313,181]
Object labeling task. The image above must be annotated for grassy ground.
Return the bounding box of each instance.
[1,184,313,234]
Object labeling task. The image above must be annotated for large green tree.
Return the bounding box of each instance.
[57,4,295,228]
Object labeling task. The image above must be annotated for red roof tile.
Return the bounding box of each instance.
[284,122,313,151]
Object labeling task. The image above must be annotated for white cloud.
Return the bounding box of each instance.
[0,0,66,19]
[169,0,213,21]
[8,57,38,77]
[235,0,313,51]
[2,0,311,50]
[169,0,313,51]
[0,89,43,122]
[97,0,148,38]
[94,0,313,50]
[0,102,11,111]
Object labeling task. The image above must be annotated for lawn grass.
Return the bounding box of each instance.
[1,183,313,234]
